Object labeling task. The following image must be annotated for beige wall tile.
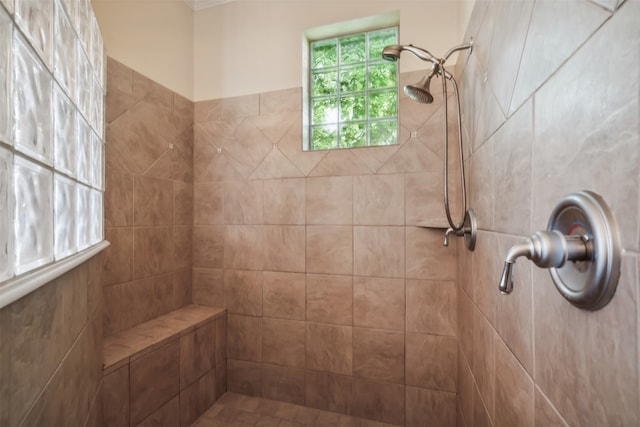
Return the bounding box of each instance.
[306,274,352,326]
[353,174,404,225]
[473,381,493,427]
[193,225,224,269]
[262,271,305,321]
[306,322,352,375]
[406,386,456,427]
[354,226,405,278]
[192,268,224,307]
[351,377,405,425]
[103,366,130,427]
[306,226,352,275]
[133,227,174,279]
[194,182,224,225]
[174,181,194,226]
[130,339,180,425]
[102,227,133,286]
[260,88,302,114]
[263,226,305,272]
[406,226,457,280]
[353,328,404,384]
[262,318,305,368]
[305,370,352,415]
[494,336,534,427]
[173,268,192,309]
[405,171,444,226]
[180,321,215,389]
[473,307,496,422]
[137,396,180,427]
[458,350,474,427]
[353,277,405,331]
[406,332,457,392]
[263,178,305,225]
[227,314,262,362]
[224,179,264,224]
[471,231,499,325]
[227,359,262,397]
[180,370,216,427]
[306,176,353,225]
[224,269,263,316]
[406,279,457,336]
[134,175,174,226]
[534,387,568,427]
[104,170,133,227]
[173,226,193,271]
[224,225,264,270]
[262,365,305,406]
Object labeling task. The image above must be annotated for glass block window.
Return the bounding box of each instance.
[308,27,398,150]
[0,0,105,295]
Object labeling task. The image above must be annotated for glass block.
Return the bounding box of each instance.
[91,13,104,85]
[54,173,76,260]
[89,130,103,190]
[53,0,76,100]
[0,8,12,146]
[59,0,77,34]
[14,156,53,274]
[53,84,76,177]
[14,33,53,165]
[311,124,338,150]
[90,75,103,136]
[368,27,398,61]
[340,122,366,148]
[76,115,90,184]
[14,0,53,70]
[340,95,366,122]
[369,90,397,119]
[89,188,102,245]
[0,146,13,281]
[340,65,366,93]
[340,34,366,64]
[76,183,90,250]
[0,0,15,15]
[311,38,337,69]
[369,119,397,146]
[311,69,337,96]
[77,47,92,121]
[312,97,338,125]
[77,0,91,59]
[368,62,397,89]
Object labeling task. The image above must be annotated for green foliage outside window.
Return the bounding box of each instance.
[309,27,398,150]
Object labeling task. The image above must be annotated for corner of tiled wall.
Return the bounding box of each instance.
[101,57,195,337]
[457,0,640,426]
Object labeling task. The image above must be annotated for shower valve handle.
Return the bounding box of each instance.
[498,230,591,294]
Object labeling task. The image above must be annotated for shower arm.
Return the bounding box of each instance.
[442,42,473,63]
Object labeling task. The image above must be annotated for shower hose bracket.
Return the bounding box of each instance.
[443,208,477,251]
[498,191,621,310]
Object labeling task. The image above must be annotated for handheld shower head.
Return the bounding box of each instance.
[404,66,438,104]
[381,44,437,63]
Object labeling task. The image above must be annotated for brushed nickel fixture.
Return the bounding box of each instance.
[499,191,621,310]
[382,40,476,250]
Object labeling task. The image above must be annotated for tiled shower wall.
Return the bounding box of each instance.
[456,0,640,426]
[191,71,462,426]
[0,0,104,425]
[101,58,194,336]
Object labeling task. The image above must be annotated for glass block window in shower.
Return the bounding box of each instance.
[308,27,399,150]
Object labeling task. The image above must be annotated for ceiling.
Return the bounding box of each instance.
[182,0,237,11]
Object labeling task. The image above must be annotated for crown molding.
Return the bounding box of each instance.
[183,0,237,11]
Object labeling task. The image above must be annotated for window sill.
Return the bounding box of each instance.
[0,240,110,309]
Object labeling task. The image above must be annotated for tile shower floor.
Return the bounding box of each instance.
[191,393,401,427]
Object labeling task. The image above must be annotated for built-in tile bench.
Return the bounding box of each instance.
[102,304,227,427]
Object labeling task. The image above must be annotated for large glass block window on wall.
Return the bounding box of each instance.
[309,27,399,150]
[0,0,106,308]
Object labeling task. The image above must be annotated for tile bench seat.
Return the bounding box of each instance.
[102,304,227,427]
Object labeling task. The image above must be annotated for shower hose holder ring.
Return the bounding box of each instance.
[498,191,621,310]
[444,208,477,251]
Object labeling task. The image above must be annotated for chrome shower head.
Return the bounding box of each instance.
[404,73,435,104]
[381,44,437,63]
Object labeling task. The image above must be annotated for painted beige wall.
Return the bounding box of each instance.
[92,0,472,101]
[92,0,195,100]
[194,1,466,101]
